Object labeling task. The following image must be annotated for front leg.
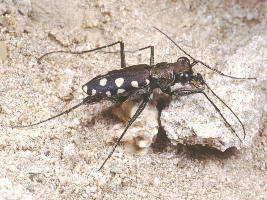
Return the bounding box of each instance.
[171,88,204,97]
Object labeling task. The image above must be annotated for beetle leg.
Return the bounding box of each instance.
[37,41,126,65]
[12,93,124,128]
[137,46,154,66]
[171,89,204,97]
[98,92,151,170]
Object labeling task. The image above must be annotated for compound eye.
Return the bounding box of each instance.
[179,73,190,83]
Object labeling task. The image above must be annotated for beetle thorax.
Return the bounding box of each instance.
[150,62,176,90]
[153,62,174,80]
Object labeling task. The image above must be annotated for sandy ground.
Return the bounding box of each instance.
[1,0,267,199]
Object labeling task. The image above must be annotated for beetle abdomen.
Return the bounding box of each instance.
[82,64,151,97]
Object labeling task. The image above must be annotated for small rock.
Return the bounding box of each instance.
[0,178,12,189]
[0,42,7,62]
[26,185,34,192]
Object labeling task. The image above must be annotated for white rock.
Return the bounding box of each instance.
[161,36,264,152]
[0,178,13,189]
[110,99,159,150]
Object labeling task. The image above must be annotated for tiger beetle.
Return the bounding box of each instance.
[13,27,256,171]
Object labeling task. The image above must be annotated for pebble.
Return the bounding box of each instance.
[0,178,12,189]
[0,42,7,62]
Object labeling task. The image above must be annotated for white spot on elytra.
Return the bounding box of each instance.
[115,77,124,87]
[91,89,96,95]
[146,79,150,85]
[99,78,107,86]
[106,91,111,96]
[117,89,125,94]
[131,81,139,88]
